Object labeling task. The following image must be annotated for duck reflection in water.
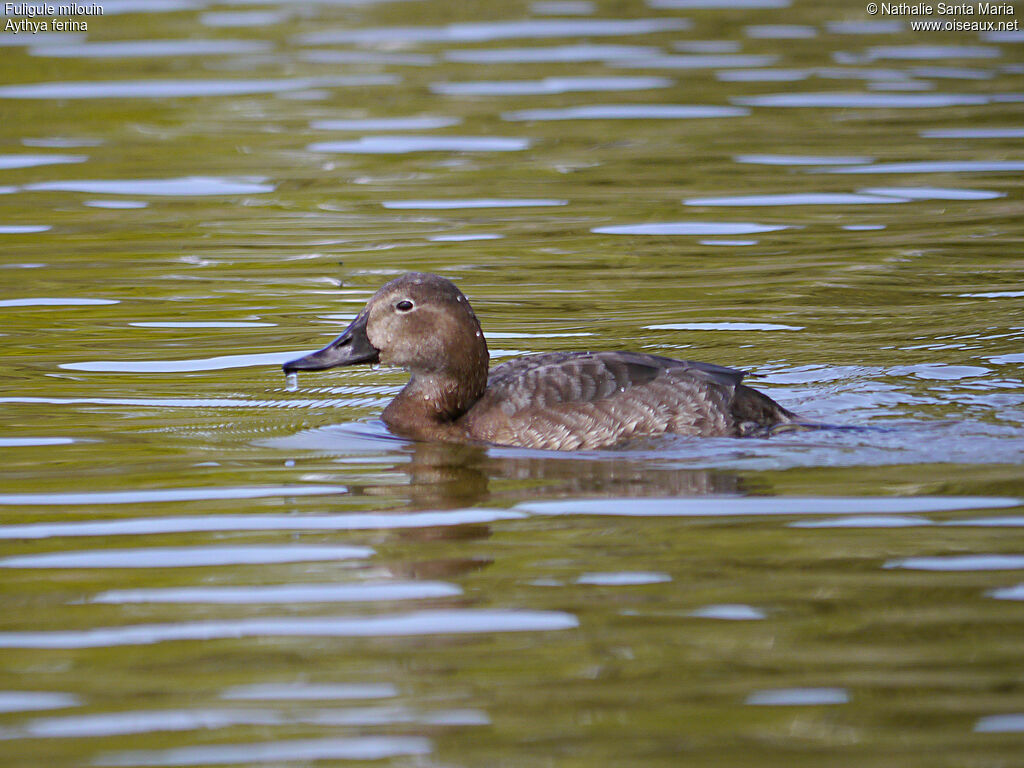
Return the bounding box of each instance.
[283,273,806,451]
[268,428,749,512]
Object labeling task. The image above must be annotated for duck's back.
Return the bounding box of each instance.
[457,350,796,450]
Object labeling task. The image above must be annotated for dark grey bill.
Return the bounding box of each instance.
[282,312,380,373]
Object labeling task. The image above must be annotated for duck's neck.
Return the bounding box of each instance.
[382,361,489,440]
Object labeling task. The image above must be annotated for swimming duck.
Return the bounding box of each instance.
[283,272,800,450]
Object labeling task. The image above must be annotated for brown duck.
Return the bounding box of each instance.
[283,273,801,450]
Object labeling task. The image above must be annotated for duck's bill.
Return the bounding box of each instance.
[282,313,380,373]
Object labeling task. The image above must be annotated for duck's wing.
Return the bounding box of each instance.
[463,351,758,450]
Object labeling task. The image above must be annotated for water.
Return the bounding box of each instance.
[0,1,1022,766]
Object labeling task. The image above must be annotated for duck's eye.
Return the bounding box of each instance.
[395,300,414,312]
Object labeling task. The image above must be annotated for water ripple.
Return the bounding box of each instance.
[865,45,1000,60]
[649,0,790,7]
[0,297,116,307]
[308,136,531,153]
[520,496,1020,517]
[829,160,1024,174]
[0,485,347,506]
[95,736,432,766]
[0,225,50,233]
[29,39,273,58]
[884,555,1024,571]
[444,44,660,63]
[0,154,87,169]
[4,706,487,740]
[922,127,1024,139]
[746,688,849,705]
[310,116,461,131]
[734,154,873,166]
[0,78,390,100]
[857,186,1004,200]
[27,176,274,196]
[576,572,671,585]
[431,76,672,95]
[0,396,366,410]
[222,683,397,700]
[383,198,566,209]
[689,604,766,620]
[613,54,779,69]
[745,24,817,38]
[0,691,80,714]
[974,714,1024,732]
[503,104,748,120]
[646,322,802,331]
[60,350,307,372]
[0,509,524,538]
[0,609,580,648]
[789,515,932,528]
[734,92,989,108]
[91,581,461,605]
[684,192,905,206]
[0,545,374,570]
[296,18,690,45]
[593,222,788,235]
[0,437,76,447]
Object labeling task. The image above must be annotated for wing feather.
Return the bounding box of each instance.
[462,351,753,449]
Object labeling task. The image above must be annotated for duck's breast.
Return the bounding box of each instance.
[459,351,746,450]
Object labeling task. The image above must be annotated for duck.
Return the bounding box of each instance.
[282,272,802,451]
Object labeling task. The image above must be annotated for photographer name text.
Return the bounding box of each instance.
[865,2,1019,29]
[875,2,1012,12]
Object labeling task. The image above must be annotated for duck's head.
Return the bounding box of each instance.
[283,272,489,378]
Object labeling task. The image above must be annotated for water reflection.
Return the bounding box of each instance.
[612,54,779,69]
[0,154,86,168]
[1,706,488,740]
[829,160,1024,174]
[430,76,672,95]
[25,177,275,196]
[0,509,523,539]
[91,581,461,605]
[308,136,531,153]
[734,92,990,107]
[0,544,374,569]
[0,692,80,714]
[922,127,1024,138]
[0,485,347,505]
[683,192,905,206]
[221,683,398,701]
[382,198,566,209]
[592,221,787,235]
[444,44,660,63]
[0,609,579,648]
[689,604,766,620]
[648,0,790,7]
[746,688,849,706]
[29,39,274,58]
[865,45,1000,60]
[1,1,1023,765]
[0,78,390,99]
[61,350,308,373]
[576,572,671,585]
[95,736,433,766]
[745,24,817,39]
[311,116,461,131]
[503,104,748,120]
[295,18,690,45]
[0,297,115,306]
